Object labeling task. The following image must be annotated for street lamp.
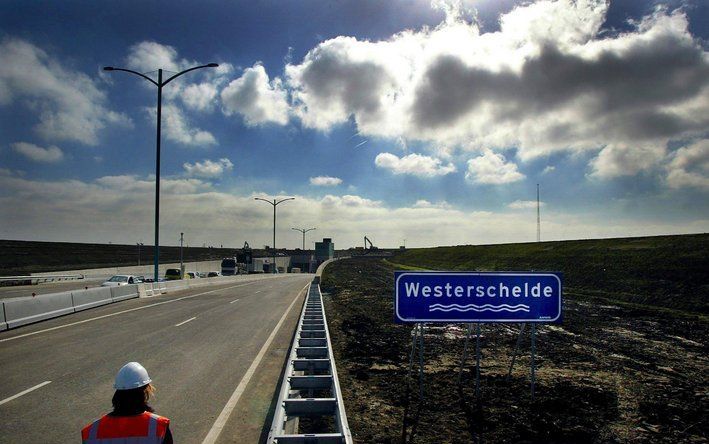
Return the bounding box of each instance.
[103,62,218,282]
[255,197,295,273]
[292,227,316,250]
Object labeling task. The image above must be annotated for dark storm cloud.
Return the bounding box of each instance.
[412,29,709,140]
[295,44,393,121]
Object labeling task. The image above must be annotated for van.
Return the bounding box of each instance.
[165,268,184,280]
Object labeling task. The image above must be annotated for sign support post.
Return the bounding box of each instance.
[507,323,526,380]
[530,323,536,400]
[418,323,425,401]
[457,324,473,386]
[475,323,481,398]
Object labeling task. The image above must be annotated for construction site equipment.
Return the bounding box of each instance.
[268,279,352,443]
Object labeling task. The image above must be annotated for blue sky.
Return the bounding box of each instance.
[1,0,707,249]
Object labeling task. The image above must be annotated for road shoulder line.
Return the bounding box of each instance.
[201,282,309,444]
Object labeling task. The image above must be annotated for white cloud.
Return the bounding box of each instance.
[542,166,556,174]
[508,200,545,209]
[183,158,234,178]
[0,38,131,145]
[275,1,709,183]
[146,104,217,146]
[310,176,342,186]
[665,139,709,190]
[1,174,705,247]
[181,83,219,112]
[375,152,456,177]
[221,63,290,125]
[589,143,665,178]
[465,150,525,184]
[12,142,63,163]
[126,41,190,73]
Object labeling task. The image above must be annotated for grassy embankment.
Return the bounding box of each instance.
[389,233,709,315]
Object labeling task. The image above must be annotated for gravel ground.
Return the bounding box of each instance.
[322,257,708,443]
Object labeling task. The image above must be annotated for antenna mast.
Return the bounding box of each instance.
[536,183,541,242]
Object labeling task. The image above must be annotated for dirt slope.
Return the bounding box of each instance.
[322,257,708,443]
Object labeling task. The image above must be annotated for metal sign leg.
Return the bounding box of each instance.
[408,323,419,380]
[457,323,473,386]
[475,323,481,398]
[507,323,526,381]
[531,323,536,400]
[418,323,425,402]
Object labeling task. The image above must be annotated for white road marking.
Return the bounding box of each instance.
[0,381,52,406]
[201,282,309,444]
[254,290,261,294]
[175,317,196,327]
[0,281,263,343]
[229,299,240,304]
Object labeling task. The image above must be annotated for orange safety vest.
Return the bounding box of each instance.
[81,412,169,444]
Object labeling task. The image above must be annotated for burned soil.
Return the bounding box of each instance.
[321,257,708,443]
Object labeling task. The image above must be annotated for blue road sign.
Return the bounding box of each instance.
[395,271,562,323]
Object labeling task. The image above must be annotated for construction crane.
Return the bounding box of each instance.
[363,236,378,254]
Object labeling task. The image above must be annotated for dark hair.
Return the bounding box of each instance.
[111,384,155,415]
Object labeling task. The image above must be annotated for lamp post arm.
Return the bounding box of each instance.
[254,197,274,206]
[275,197,295,206]
[103,67,159,87]
[163,64,219,86]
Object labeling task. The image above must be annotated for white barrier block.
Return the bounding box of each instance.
[144,283,154,297]
[110,285,139,302]
[0,302,7,331]
[4,292,75,328]
[72,287,114,312]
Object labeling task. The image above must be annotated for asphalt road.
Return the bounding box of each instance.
[0,274,312,443]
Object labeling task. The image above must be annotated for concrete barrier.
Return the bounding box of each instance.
[4,292,75,328]
[164,280,186,292]
[0,302,7,331]
[110,285,139,303]
[72,287,113,312]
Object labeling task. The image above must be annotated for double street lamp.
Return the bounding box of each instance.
[255,197,295,273]
[292,227,316,250]
[103,63,218,282]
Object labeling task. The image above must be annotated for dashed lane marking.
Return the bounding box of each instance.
[175,317,196,327]
[0,381,52,406]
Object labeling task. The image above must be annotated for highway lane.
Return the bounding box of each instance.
[0,274,311,443]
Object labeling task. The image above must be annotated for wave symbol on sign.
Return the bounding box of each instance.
[429,303,530,313]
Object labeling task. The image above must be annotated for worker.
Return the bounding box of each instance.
[81,362,173,443]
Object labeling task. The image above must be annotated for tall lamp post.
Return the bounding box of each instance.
[292,227,316,250]
[255,197,295,273]
[103,62,218,282]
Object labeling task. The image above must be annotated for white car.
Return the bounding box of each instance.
[186,272,200,279]
[101,275,140,287]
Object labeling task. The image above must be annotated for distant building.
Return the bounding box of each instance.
[315,238,334,263]
[289,252,317,273]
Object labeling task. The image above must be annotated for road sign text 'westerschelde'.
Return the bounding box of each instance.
[395,272,562,323]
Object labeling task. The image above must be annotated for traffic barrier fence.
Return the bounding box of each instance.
[4,291,75,329]
[72,287,113,312]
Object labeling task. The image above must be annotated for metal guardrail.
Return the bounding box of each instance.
[268,279,352,443]
[0,274,85,286]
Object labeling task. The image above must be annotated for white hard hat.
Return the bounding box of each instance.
[114,362,152,390]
